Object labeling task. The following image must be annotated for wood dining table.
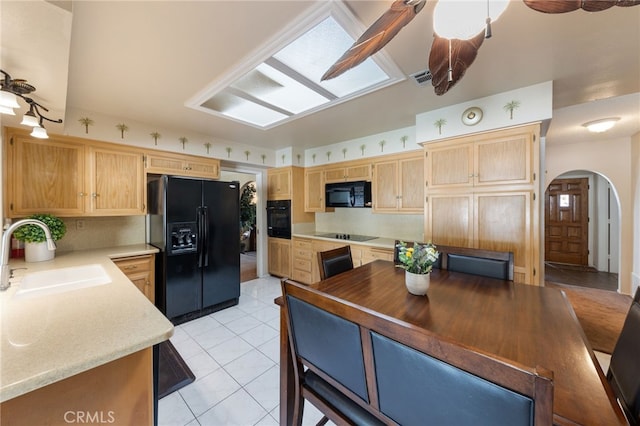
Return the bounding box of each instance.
[277,260,627,425]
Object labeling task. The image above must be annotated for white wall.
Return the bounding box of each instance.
[631,132,640,295]
[546,137,633,294]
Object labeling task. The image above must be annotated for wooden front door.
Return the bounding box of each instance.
[545,178,589,265]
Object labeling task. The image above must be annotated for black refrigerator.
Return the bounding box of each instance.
[148,175,240,324]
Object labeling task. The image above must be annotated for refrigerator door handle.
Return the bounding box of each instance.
[197,207,204,268]
[202,206,209,267]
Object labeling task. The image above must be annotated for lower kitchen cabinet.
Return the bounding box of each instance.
[291,237,313,283]
[113,254,155,303]
[268,237,291,278]
[1,348,153,426]
[290,238,394,284]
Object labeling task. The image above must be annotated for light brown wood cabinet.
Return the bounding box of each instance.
[267,168,292,200]
[304,168,325,212]
[268,237,291,278]
[1,348,153,426]
[291,237,313,283]
[324,163,371,183]
[88,146,145,215]
[422,123,541,285]
[144,151,220,179]
[290,238,393,284]
[113,254,155,303]
[5,129,145,217]
[425,125,535,191]
[372,152,424,213]
[8,133,86,216]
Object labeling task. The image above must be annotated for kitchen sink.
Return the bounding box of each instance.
[16,264,111,298]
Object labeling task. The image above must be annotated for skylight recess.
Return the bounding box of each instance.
[187,1,405,129]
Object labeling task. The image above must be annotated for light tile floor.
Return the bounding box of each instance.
[158,276,329,426]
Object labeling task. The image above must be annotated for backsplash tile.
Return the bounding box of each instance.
[57,216,145,252]
[315,209,424,241]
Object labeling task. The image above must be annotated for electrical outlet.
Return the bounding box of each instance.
[76,220,85,230]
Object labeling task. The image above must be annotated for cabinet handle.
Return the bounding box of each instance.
[123,265,138,270]
[92,193,99,198]
[79,192,86,197]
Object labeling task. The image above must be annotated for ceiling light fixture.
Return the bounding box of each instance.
[0,69,63,139]
[582,117,620,133]
[433,0,509,40]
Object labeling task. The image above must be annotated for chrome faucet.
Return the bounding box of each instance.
[1,219,56,291]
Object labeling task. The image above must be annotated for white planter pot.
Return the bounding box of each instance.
[405,271,430,296]
[24,241,55,263]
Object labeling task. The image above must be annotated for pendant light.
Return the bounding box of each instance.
[434,0,509,40]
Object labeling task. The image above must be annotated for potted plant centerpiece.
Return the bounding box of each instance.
[395,241,439,295]
[13,213,66,262]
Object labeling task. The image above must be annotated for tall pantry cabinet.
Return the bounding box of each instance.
[422,123,541,285]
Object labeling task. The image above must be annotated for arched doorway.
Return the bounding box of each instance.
[544,170,620,292]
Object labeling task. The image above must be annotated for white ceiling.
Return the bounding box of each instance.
[2,0,639,151]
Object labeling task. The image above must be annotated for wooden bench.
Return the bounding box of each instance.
[394,241,514,281]
[281,278,553,425]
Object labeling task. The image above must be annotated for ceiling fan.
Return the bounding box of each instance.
[321,0,640,95]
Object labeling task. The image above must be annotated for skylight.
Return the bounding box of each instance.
[187,1,405,129]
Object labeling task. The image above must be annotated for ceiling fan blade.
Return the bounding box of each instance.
[321,0,426,81]
[429,32,485,96]
[523,0,639,13]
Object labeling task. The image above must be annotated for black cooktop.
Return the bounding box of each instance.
[316,233,378,242]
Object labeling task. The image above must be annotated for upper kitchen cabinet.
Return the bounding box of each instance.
[4,128,145,217]
[324,162,371,183]
[7,132,86,216]
[372,151,424,213]
[304,167,325,212]
[268,166,314,224]
[424,124,538,191]
[88,146,145,215]
[144,151,220,179]
[267,167,292,200]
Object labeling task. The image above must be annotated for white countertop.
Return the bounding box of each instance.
[0,244,174,403]
[291,232,398,250]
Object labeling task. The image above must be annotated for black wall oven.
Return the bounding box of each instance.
[266,199,291,239]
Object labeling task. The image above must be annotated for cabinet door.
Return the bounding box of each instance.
[10,135,85,216]
[268,238,291,277]
[426,194,474,247]
[324,167,347,183]
[324,164,371,182]
[475,191,533,284]
[113,254,155,303]
[398,156,424,212]
[425,143,474,189]
[184,158,220,179]
[267,169,291,200]
[145,153,184,174]
[304,169,325,212]
[89,147,145,215]
[345,164,371,181]
[475,132,532,186]
[372,160,398,211]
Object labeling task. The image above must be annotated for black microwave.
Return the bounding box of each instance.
[325,181,372,208]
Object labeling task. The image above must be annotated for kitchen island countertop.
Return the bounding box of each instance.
[0,244,173,403]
